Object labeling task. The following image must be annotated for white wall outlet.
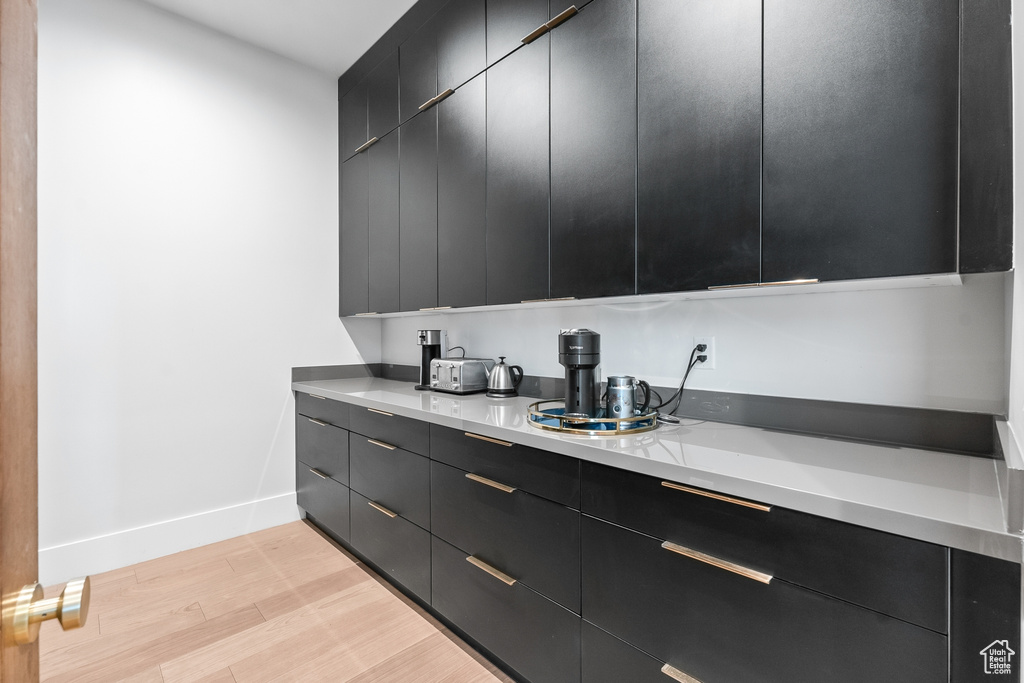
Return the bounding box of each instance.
[693,336,716,369]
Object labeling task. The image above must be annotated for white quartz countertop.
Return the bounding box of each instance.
[292,377,1023,563]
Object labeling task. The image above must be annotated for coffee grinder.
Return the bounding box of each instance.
[558,329,601,418]
[416,329,446,390]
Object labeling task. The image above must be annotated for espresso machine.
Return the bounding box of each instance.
[558,329,601,417]
[416,329,446,390]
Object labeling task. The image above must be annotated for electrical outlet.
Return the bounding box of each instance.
[693,336,716,369]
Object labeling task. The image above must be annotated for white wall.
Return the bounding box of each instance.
[383,275,1008,414]
[37,0,375,585]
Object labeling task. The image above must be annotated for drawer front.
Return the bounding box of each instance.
[350,436,430,530]
[296,461,350,542]
[350,406,429,456]
[295,391,350,429]
[431,535,581,683]
[431,460,580,612]
[582,515,947,683]
[350,490,431,603]
[582,621,670,683]
[430,423,581,507]
[581,461,948,632]
[295,415,349,485]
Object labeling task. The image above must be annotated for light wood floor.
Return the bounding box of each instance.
[39,521,515,683]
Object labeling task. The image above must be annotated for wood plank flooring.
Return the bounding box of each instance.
[39,521,514,683]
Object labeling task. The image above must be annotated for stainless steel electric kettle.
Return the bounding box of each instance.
[486,357,524,398]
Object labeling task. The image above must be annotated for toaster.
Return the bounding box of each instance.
[430,358,495,395]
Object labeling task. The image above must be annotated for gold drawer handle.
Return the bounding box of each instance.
[309,394,326,400]
[354,137,379,154]
[464,432,513,448]
[307,418,329,427]
[709,279,818,291]
[660,481,771,512]
[521,23,549,44]
[367,438,397,451]
[466,556,517,586]
[546,5,578,30]
[520,296,576,304]
[662,541,772,585]
[367,408,393,417]
[309,468,329,480]
[354,312,379,317]
[466,472,517,494]
[661,663,703,683]
[418,88,455,111]
[368,501,398,518]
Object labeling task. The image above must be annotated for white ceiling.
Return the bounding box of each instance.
[138,0,420,77]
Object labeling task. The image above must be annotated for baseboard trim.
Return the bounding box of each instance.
[39,493,300,586]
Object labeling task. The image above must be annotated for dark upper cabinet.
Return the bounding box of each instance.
[400,16,439,123]
[437,75,486,308]
[486,0,548,65]
[368,130,400,314]
[340,80,367,164]
[637,0,761,293]
[400,109,439,312]
[486,36,550,305]
[339,154,368,316]
[437,0,486,91]
[550,0,636,299]
[367,50,400,141]
[762,0,959,283]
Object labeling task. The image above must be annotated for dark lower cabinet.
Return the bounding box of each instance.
[350,490,431,603]
[399,108,439,312]
[636,0,761,293]
[339,155,368,316]
[951,550,1022,682]
[296,461,350,543]
[349,437,430,530]
[761,0,959,283]
[549,0,636,299]
[486,34,550,305]
[437,76,486,309]
[295,415,349,484]
[295,391,349,429]
[368,130,400,314]
[582,515,947,683]
[350,406,430,456]
[431,535,581,683]
[582,621,666,683]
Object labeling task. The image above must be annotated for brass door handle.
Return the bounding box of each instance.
[354,137,379,154]
[661,663,703,683]
[660,481,771,512]
[661,541,772,584]
[522,5,579,43]
[466,472,517,494]
[466,556,517,586]
[367,438,397,451]
[418,88,454,111]
[10,577,91,645]
[307,418,329,427]
[367,408,393,417]
[464,432,513,447]
[368,501,398,518]
[309,394,327,400]
[309,468,329,480]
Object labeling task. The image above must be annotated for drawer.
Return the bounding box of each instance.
[296,461,350,542]
[295,413,349,485]
[582,621,672,683]
[581,461,948,632]
[431,535,581,683]
[295,391,349,429]
[431,460,580,612]
[350,490,431,603]
[582,515,947,683]
[349,436,430,530]
[430,423,581,508]
[350,405,429,456]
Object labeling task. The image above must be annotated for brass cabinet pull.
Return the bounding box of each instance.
[367,408,393,417]
[520,296,576,304]
[419,305,453,311]
[354,137,379,154]
[418,88,455,111]
[367,438,397,451]
[466,556,517,586]
[661,541,772,584]
[709,279,818,291]
[546,5,578,29]
[368,501,398,518]
[660,481,771,512]
[307,418,329,427]
[466,472,517,494]
[521,23,549,44]
[707,282,758,291]
[309,468,329,480]
[464,432,513,448]
[309,394,327,400]
[354,312,379,317]
[661,663,703,683]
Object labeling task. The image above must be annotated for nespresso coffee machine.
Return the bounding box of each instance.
[558,329,600,417]
[416,330,446,390]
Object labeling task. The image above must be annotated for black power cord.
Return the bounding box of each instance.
[653,343,707,420]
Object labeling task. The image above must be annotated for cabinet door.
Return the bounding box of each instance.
[486,0,548,65]
[339,154,369,316]
[368,130,400,314]
[367,50,399,140]
[437,76,486,309]
[340,81,368,163]
[399,109,439,312]
[637,0,761,293]
[550,0,636,299]
[437,0,486,91]
[400,16,438,123]
[762,0,958,282]
[296,463,350,542]
[350,490,431,603]
[486,37,549,305]
[350,437,430,530]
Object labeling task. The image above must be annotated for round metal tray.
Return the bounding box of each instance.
[527,400,658,436]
